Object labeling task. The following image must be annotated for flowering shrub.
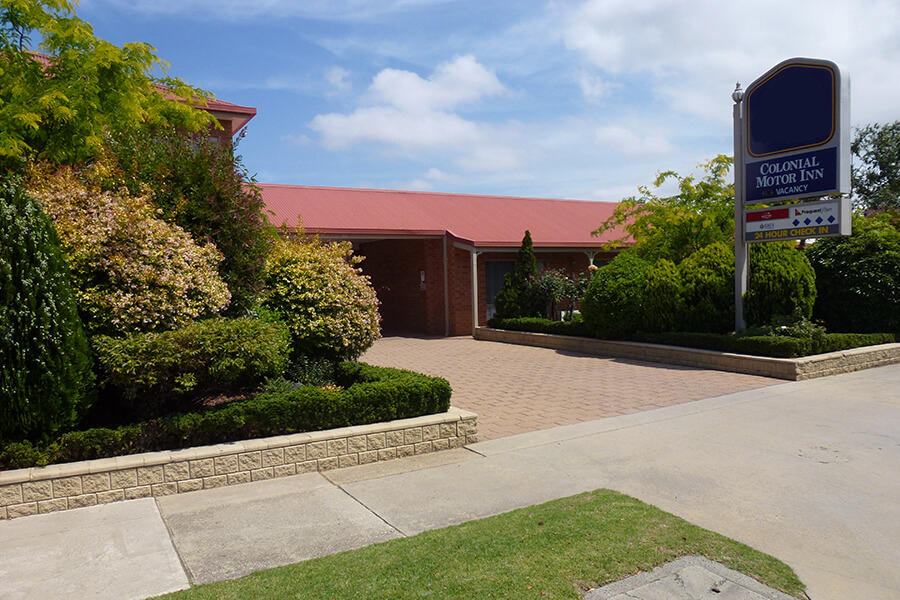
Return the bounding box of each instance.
[263,236,381,361]
[28,166,230,335]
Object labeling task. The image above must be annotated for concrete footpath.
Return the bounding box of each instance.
[1,364,898,600]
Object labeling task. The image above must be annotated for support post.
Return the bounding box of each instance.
[470,249,480,335]
[443,234,450,337]
[733,83,748,331]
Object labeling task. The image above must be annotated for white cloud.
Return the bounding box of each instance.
[577,72,613,101]
[312,105,483,150]
[368,55,505,112]
[594,126,673,157]
[588,183,642,203]
[423,167,451,181]
[405,166,456,190]
[562,0,900,126]
[325,66,352,92]
[310,55,525,172]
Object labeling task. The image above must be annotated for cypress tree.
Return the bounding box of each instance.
[495,230,542,318]
[0,178,94,442]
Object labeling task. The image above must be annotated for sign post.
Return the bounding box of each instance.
[733,83,748,331]
[733,57,850,331]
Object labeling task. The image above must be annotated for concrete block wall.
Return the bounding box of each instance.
[0,407,477,520]
[475,327,900,381]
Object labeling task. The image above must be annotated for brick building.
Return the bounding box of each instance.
[260,184,626,336]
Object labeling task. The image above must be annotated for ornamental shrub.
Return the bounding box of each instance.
[92,317,291,420]
[486,316,591,337]
[744,242,817,327]
[103,130,275,313]
[28,166,231,335]
[581,251,651,339]
[0,179,94,442]
[263,236,381,361]
[677,242,734,333]
[806,213,900,333]
[642,258,682,333]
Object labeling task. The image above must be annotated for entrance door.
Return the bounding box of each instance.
[485,261,515,319]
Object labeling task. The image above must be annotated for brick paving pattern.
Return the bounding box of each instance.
[362,336,782,441]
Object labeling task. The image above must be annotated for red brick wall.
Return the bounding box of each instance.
[358,239,446,335]
[357,240,614,336]
[447,246,474,336]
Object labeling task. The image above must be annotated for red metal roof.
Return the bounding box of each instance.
[259,184,628,249]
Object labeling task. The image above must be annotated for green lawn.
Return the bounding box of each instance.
[158,489,804,600]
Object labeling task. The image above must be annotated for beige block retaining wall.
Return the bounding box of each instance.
[0,407,477,521]
[475,327,900,381]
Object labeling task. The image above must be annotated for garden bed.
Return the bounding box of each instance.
[475,327,900,380]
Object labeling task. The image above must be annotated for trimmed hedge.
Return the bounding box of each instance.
[745,242,817,327]
[92,317,291,421]
[0,362,451,470]
[486,317,591,337]
[486,318,896,358]
[635,332,897,358]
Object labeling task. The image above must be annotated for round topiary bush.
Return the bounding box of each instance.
[0,179,94,443]
[581,251,651,339]
[806,214,900,333]
[677,242,734,333]
[642,258,683,333]
[744,242,817,327]
[263,236,381,361]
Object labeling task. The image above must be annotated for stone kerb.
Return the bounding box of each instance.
[0,407,477,520]
[475,327,900,381]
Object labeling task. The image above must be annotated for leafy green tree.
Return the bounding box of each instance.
[851,121,900,211]
[806,213,900,333]
[103,130,274,313]
[593,155,735,263]
[0,0,213,169]
[0,177,93,442]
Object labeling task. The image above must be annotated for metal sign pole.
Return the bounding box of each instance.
[733,83,748,331]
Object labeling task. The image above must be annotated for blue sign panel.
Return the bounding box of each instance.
[745,147,837,203]
[741,57,849,205]
[745,64,835,157]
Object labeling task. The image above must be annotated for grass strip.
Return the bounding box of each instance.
[157,488,804,599]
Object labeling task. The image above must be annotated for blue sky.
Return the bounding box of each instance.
[76,0,900,202]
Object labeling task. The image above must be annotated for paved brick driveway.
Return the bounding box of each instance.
[362,336,781,441]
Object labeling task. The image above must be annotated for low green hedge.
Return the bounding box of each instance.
[635,332,897,358]
[487,318,896,358]
[486,317,591,337]
[0,362,451,470]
